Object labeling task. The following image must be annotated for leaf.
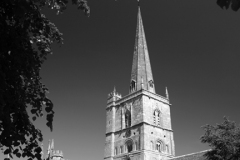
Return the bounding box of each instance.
[46,122,53,131]
[45,106,52,113]
[217,0,240,11]
[217,0,230,9]
[31,109,37,114]
[13,148,19,154]
[4,149,10,154]
[22,153,26,157]
[34,146,42,153]
[201,117,240,159]
[16,153,21,158]
[32,116,36,121]
[231,0,240,11]
[46,113,54,131]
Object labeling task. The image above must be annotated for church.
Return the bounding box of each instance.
[104,3,207,160]
[44,139,65,160]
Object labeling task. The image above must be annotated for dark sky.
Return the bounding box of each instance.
[2,0,240,160]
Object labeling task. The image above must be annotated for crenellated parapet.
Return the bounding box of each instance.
[52,150,63,158]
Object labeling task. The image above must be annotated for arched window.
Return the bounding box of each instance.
[135,141,138,150]
[157,112,161,126]
[130,80,136,92]
[153,110,162,126]
[150,141,154,150]
[149,80,154,88]
[166,145,169,153]
[156,141,163,152]
[120,146,123,154]
[153,110,157,125]
[125,109,131,128]
[125,140,133,153]
[114,147,118,155]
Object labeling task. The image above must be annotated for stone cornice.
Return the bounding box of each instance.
[168,150,210,160]
[113,150,141,159]
[107,89,170,109]
[106,122,173,136]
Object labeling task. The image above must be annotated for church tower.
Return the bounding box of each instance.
[104,4,175,160]
[46,139,65,160]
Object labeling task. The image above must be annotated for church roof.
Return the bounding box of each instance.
[169,150,208,160]
[130,5,155,94]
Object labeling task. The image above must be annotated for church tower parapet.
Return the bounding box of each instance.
[107,87,122,107]
[52,150,63,160]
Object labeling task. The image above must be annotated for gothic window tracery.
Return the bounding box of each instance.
[149,80,154,88]
[114,147,118,155]
[125,109,131,128]
[153,110,162,126]
[156,141,163,152]
[135,141,138,150]
[130,80,136,92]
[125,140,133,153]
[120,146,123,154]
[166,145,169,154]
[151,141,154,150]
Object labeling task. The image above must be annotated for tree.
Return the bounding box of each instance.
[217,0,240,11]
[0,0,89,159]
[200,117,240,160]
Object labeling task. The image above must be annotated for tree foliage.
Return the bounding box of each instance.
[217,0,240,11]
[0,0,89,159]
[201,117,240,160]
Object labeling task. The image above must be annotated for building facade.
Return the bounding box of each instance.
[104,5,175,160]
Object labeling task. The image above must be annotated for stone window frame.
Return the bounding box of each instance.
[135,141,138,150]
[120,145,124,154]
[150,141,154,150]
[114,147,118,155]
[153,109,162,127]
[156,139,165,152]
[149,80,154,88]
[125,139,134,153]
[130,80,136,92]
[125,109,131,128]
[122,103,132,130]
[165,144,169,154]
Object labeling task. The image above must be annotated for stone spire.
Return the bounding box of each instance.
[129,5,155,94]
